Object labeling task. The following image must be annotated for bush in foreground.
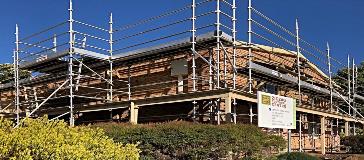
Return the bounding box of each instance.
[276,152,319,160]
[342,135,364,153]
[93,122,286,159]
[0,117,139,159]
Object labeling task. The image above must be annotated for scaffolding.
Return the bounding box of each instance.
[245,0,364,152]
[0,0,363,153]
[0,0,240,126]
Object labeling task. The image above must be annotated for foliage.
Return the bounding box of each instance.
[342,135,364,153]
[93,122,286,160]
[0,117,140,160]
[0,63,30,83]
[333,61,364,95]
[276,152,319,160]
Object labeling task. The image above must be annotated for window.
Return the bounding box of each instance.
[263,83,277,94]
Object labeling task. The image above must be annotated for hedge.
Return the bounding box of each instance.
[93,122,286,159]
[0,117,140,159]
[342,135,364,153]
[276,152,319,160]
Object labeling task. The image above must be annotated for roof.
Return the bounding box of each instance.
[236,41,330,83]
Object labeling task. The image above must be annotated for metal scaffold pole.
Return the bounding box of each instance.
[191,0,197,92]
[109,13,113,102]
[232,0,237,90]
[352,58,356,117]
[216,0,221,89]
[248,0,253,93]
[232,0,237,123]
[68,0,75,127]
[355,66,358,117]
[294,19,301,153]
[326,43,333,111]
[15,24,20,126]
[209,49,213,90]
[299,113,302,152]
[128,65,131,101]
[295,19,302,105]
[53,34,57,52]
[249,103,253,124]
[348,55,351,115]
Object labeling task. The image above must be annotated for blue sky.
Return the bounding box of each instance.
[0,0,363,73]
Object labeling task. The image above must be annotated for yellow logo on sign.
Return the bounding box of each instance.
[261,95,271,105]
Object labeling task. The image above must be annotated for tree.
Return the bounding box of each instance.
[333,61,364,96]
[0,64,30,84]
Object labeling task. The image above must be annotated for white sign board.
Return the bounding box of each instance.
[258,91,296,129]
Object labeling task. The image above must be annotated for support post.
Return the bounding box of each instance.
[233,98,237,124]
[249,103,253,124]
[321,116,326,155]
[108,13,113,102]
[345,121,349,136]
[225,94,232,123]
[295,19,302,105]
[353,123,356,135]
[15,24,20,126]
[68,0,75,127]
[217,99,221,125]
[336,118,339,135]
[129,102,139,124]
[327,43,333,111]
[248,0,253,93]
[191,0,197,92]
[216,0,221,89]
[192,100,197,120]
[288,129,292,153]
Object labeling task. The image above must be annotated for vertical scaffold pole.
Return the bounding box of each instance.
[233,99,237,124]
[295,19,302,105]
[15,24,20,126]
[68,0,74,127]
[209,49,213,90]
[128,66,131,101]
[248,0,253,93]
[249,103,253,124]
[232,0,237,123]
[299,113,302,152]
[53,34,57,52]
[192,0,197,92]
[232,0,237,90]
[348,55,351,115]
[222,0,227,88]
[12,50,16,120]
[109,13,113,102]
[326,43,333,111]
[352,58,356,117]
[355,66,358,116]
[216,0,221,89]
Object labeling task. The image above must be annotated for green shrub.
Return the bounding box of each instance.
[276,152,319,160]
[93,122,286,159]
[0,117,140,159]
[342,135,364,153]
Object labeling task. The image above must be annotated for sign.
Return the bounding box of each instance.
[258,91,296,129]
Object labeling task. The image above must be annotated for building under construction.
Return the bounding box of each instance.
[1,0,363,154]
